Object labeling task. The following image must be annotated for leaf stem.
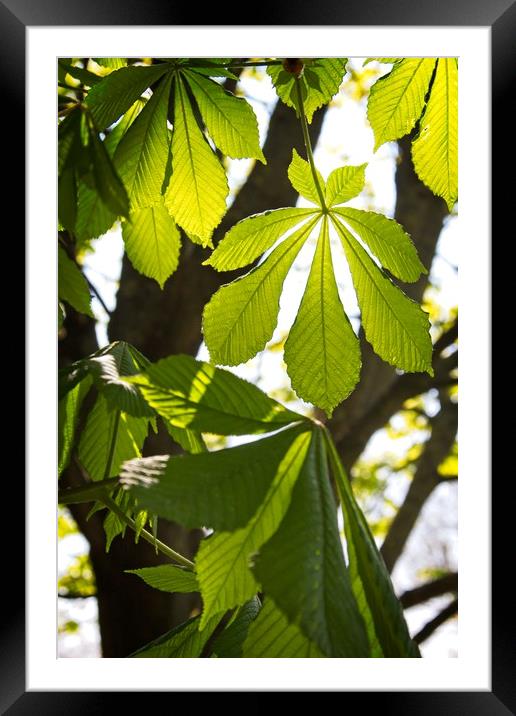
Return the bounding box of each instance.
[58,477,119,505]
[294,75,328,213]
[101,493,195,570]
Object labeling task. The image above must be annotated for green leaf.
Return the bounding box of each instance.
[204,207,316,271]
[58,168,77,231]
[195,430,312,628]
[120,425,307,531]
[324,433,420,657]
[58,302,65,329]
[165,76,229,245]
[364,58,402,66]
[114,74,172,208]
[210,598,261,657]
[332,207,426,283]
[288,149,325,205]
[103,487,129,550]
[253,428,369,657]
[212,597,261,659]
[58,61,102,86]
[203,217,319,366]
[126,565,199,593]
[130,614,219,657]
[58,376,92,476]
[122,198,181,288]
[58,246,93,317]
[242,598,323,657]
[325,164,366,206]
[127,354,303,436]
[184,70,265,163]
[75,101,145,242]
[333,217,433,374]
[95,58,128,70]
[284,219,361,416]
[164,421,206,455]
[63,341,154,417]
[367,58,436,150]
[87,120,130,218]
[268,59,347,123]
[412,58,458,210]
[78,396,149,481]
[75,182,117,243]
[86,64,170,131]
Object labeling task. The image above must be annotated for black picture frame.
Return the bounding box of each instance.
[7,0,508,710]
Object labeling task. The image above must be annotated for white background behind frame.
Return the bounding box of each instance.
[27,26,490,691]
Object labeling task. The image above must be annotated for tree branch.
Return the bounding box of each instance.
[380,393,458,573]
[413,598,458,645]
[400,572,458,609]
[333,320,457,472]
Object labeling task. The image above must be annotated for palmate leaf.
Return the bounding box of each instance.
[126,565,199,593]
[131,614,219,658]
[120,426,308,531]
[58,246,93,317]
[332,217,433,374]
[127,353,303,435]
[85,63,170,131]
[205,156,430,413]
[412,58,458,210]
[195,429,312,628]
[283,219,361,416]
[122,198,181,288]
[367,58,436,150]
[114,74,172,208]
[183,69,265,163]
[242,598,323,657]
[203,216,319,366]
[204,207,316,271]
[165,76,228,245]
[268,58,348,123]
[253,428,369,657]
[324,433,420,657]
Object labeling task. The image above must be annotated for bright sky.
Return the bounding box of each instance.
[61,59,458,658]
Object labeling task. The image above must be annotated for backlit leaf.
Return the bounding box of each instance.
[284,219,361,415]
[184,69,265,162]
[122,198,181,288]
[412,58,458,210]
[165,76,228,245]
[203,217,319,366]
[332,217,433,374]
[367,58,436,150]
